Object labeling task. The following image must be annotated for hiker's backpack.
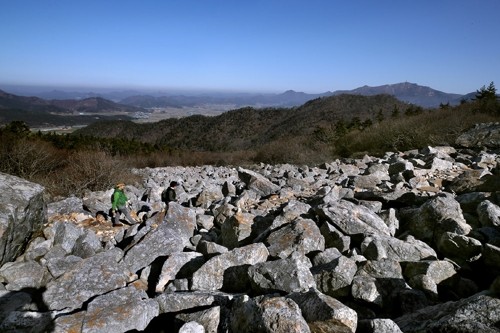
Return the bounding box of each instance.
[161,188,168,203]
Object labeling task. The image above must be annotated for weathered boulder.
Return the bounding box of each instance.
[311,255,357,298]
[436,232,482,265]
[248,254,316,295]
[195,185,224,208]
[176,306,224,333]
[357,318,403,333]
[0,260,49,290]
[403,260,457,298]
[265,217,325,259]
[0,172,46,266]
[477,200,500,227]
[179,321,206,333]
[220,210,255,249]
[445,169,500,194]
[361,234,437,261]
[51,220,85,254]
[351,259,408,312]
[288,288,357,333]
[230,294,311,333]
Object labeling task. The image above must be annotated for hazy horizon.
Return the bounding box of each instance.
[0,80,477,98]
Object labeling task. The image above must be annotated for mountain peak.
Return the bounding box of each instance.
[333,82,463,108]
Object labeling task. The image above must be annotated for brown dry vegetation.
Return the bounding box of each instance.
[334,102,498,157]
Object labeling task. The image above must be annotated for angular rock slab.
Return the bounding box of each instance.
[43,248,131,311]
[288,288,358,333]
[156,290,235,314]
[237,167,280,197]
[155,252,205,293]
[123,202,196,273]
[51,286,158,333]
[315,200,392,237]
[395,294,500,332]
[311,256,357,298]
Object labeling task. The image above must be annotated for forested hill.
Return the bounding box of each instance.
[73,94,411,151]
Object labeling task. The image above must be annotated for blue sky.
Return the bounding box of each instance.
[1,0,499,94]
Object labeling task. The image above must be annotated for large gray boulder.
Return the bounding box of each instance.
[0,260,49,290]
[0,172,46,266]
[398,193,471,246]
[265,217,325,259]
[248,254,316,295]
[191,243,269,291]
[176,306,223,333]
[361,234,437,261]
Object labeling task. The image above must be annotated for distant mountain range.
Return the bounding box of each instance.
[1,82,475,109]
[0,89,141,127]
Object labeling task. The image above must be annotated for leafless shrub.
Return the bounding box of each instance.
[0,138,65,180]
[51,150,139,197]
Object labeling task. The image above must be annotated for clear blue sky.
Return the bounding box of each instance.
[1,0,499,94]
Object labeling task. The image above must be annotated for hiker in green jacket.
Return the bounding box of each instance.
[111,183,137,226]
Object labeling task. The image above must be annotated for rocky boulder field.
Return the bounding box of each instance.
[1,123,500,332]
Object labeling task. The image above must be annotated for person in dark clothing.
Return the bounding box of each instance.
[161,181,178,211]
[111,183,137,226]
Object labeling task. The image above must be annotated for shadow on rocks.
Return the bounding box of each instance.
[0,287,55,332]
